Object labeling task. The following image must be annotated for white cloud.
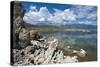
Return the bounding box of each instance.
[39,7,52,18]
[78,21,96,25]
[73,5,97,20]
[63,9,76,21]
[49,9,76,25]
[23,6,76,25]
[29,6,37,12]
[23,5,96,25]
[23,6,50,25]
[87,12,97,20]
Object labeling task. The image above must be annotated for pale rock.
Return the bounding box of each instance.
[13,37,87,65]
[67,46,71,49]
[31,40,44,47]
[63,56,78,63]
[71,56,78,62]
[73,50,79,53]
[73,49,86,57]
[34,49,41,57]
[44,38,58,63]
[78,49,86,57]
[56,50,64,63]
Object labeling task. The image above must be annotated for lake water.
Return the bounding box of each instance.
[41,31,97,62]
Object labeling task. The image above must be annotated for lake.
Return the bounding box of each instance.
[41,31,97,62]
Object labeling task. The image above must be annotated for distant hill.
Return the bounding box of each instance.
[24,22,60,28]
[61,24,97,30]
[24,22,97,30]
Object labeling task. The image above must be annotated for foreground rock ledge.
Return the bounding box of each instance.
[12,38,86,65]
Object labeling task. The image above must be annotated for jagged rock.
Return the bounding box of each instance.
[63,56,78,63]
[12,1,25,49]
[31,40,44,47]
[18,28,30,49]
[19,28,29,40]
[44,38,58,64]
[13,16,24,49]
[78,49,87,57]
[29,30,46,43]
[14,17,24,32]
[73,49,87,57]
[29,30,37,41]
[12,37,86,65]
[58,51,64,63]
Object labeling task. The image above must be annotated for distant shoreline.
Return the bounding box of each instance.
[27,27,97,33]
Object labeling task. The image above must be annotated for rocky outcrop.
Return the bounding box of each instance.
[12,1,25,49]
[18,28,30,49]
[12,2,43,49]
[13,38,86,65]
[72,49,87,57]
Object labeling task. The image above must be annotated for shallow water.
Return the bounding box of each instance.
[41,31,97,62]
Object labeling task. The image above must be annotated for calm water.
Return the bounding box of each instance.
[41,31,97,62]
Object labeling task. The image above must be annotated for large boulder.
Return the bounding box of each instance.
[13,16,24,34]
[18,28,30,49]
[29,30,45,42]
[13,16,24,49]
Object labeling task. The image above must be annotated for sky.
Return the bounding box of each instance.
[22,2,97,26]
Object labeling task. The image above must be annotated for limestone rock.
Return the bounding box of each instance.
[73,49,87,57]
[12,1,25,49]
[63,56,78,63]
[78,49,87,57]
[18,28,30,49]
[12,37,86,65]
[13,16,24,49]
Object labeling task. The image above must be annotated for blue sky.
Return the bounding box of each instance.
[22,2,97,25]
[22,2,73,13]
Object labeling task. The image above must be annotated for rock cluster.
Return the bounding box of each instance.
[13,38,86,65]
[12,1,26,49]
[12,1,43,49]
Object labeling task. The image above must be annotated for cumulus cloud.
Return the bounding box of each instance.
[23,6,76,25]
[39,7,52,20]
[23,5,97,25]
[72,5,97,20]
